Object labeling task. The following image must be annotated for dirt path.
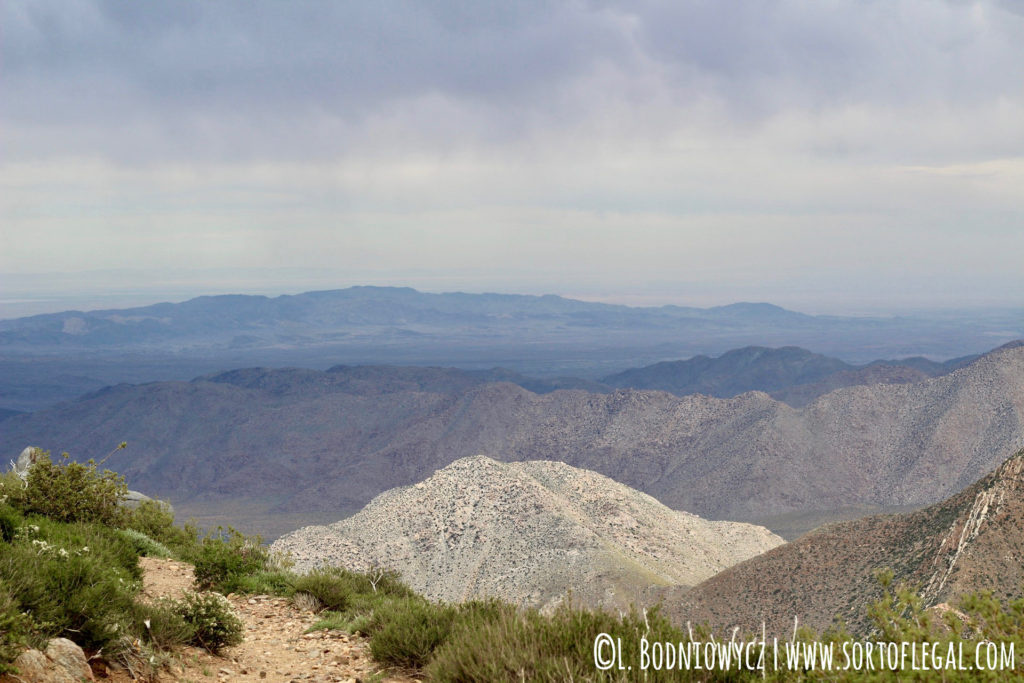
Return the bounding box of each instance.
[136,557,416,683]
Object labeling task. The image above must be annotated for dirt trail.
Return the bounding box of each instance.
[135,557,415,683]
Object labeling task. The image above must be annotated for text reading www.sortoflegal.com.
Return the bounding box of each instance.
[593,634,1016,673]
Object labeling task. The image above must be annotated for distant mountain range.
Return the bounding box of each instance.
[3,342,1023,539]
[272,456,782,611]
[0,288,856,358]
[2,286,1021,411]
[663,447,1024,636]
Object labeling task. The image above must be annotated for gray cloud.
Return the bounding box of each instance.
[5,0,1022,162]
[1,1,1022,311]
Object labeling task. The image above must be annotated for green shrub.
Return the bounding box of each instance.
[291,568,356,612]
[135,600,195,652]
[116,528,174,558]
[291,566,413,613]
[0,472,28,513]
[0,505,23,543]
[367,596,459,668]
[426,602,692,682]
[0,582,29,674]
[121,500,197,554]
[21,451,127,526]
[0,543,138,651]
[0,516,142,652]
[189,527,269,592]
[173,591,243,653]
[225,569,294,596]
[364,597,508,669]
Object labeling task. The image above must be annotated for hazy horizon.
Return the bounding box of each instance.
[2,269,1023,321]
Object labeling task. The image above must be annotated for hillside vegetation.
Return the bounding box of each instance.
[0,449,1022,680]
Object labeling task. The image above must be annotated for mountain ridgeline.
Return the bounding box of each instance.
[2,343,1023,538]
[2,286,1021,412]
[601,345,978,407]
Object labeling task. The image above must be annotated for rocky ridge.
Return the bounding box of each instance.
[272,456,783,611]
[4,345,1024,537]
[662,447,1024,636]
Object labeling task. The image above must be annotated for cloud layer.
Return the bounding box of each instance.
[2,0,1023,311]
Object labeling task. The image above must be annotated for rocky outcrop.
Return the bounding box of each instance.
[273,456,782,611]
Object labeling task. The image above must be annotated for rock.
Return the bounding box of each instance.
[11,445,42,480]
[121,489,174,514]
[10,637,95,682]
[10,649,50,680]
[44,639,94,681]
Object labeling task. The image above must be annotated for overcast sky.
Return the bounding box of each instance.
[2,0,1023,316]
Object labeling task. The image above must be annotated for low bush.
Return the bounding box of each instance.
[0,581,29,674]
[361,597,516,670]
[173,591,244,653]
[21,451,128,526]
[292,566,413,613]
[367,596,459,668]
[121,500,197,554]
[116,528,174,558]
[0,504,23,543]
[189,526,270,592]
[0,472,28,513]
[0,515,143,652]
[135,600,195,652]
[225,569,294,596]
[426,603,690,682]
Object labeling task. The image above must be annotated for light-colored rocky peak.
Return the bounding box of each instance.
[272,456,782,611]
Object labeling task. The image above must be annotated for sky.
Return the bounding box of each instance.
[2,0,1023,317]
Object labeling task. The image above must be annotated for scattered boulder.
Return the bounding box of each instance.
[8,637,94,682]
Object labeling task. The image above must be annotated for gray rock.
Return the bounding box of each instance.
[11,445,42,480]
[11,637,94,682]
[122,489,173,514]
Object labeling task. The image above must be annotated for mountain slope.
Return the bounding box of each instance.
[602,346,852,396]
[662,447,1024,636]
[271,456,783,611]
[2,345,1023,537]
[601,345,975,407]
